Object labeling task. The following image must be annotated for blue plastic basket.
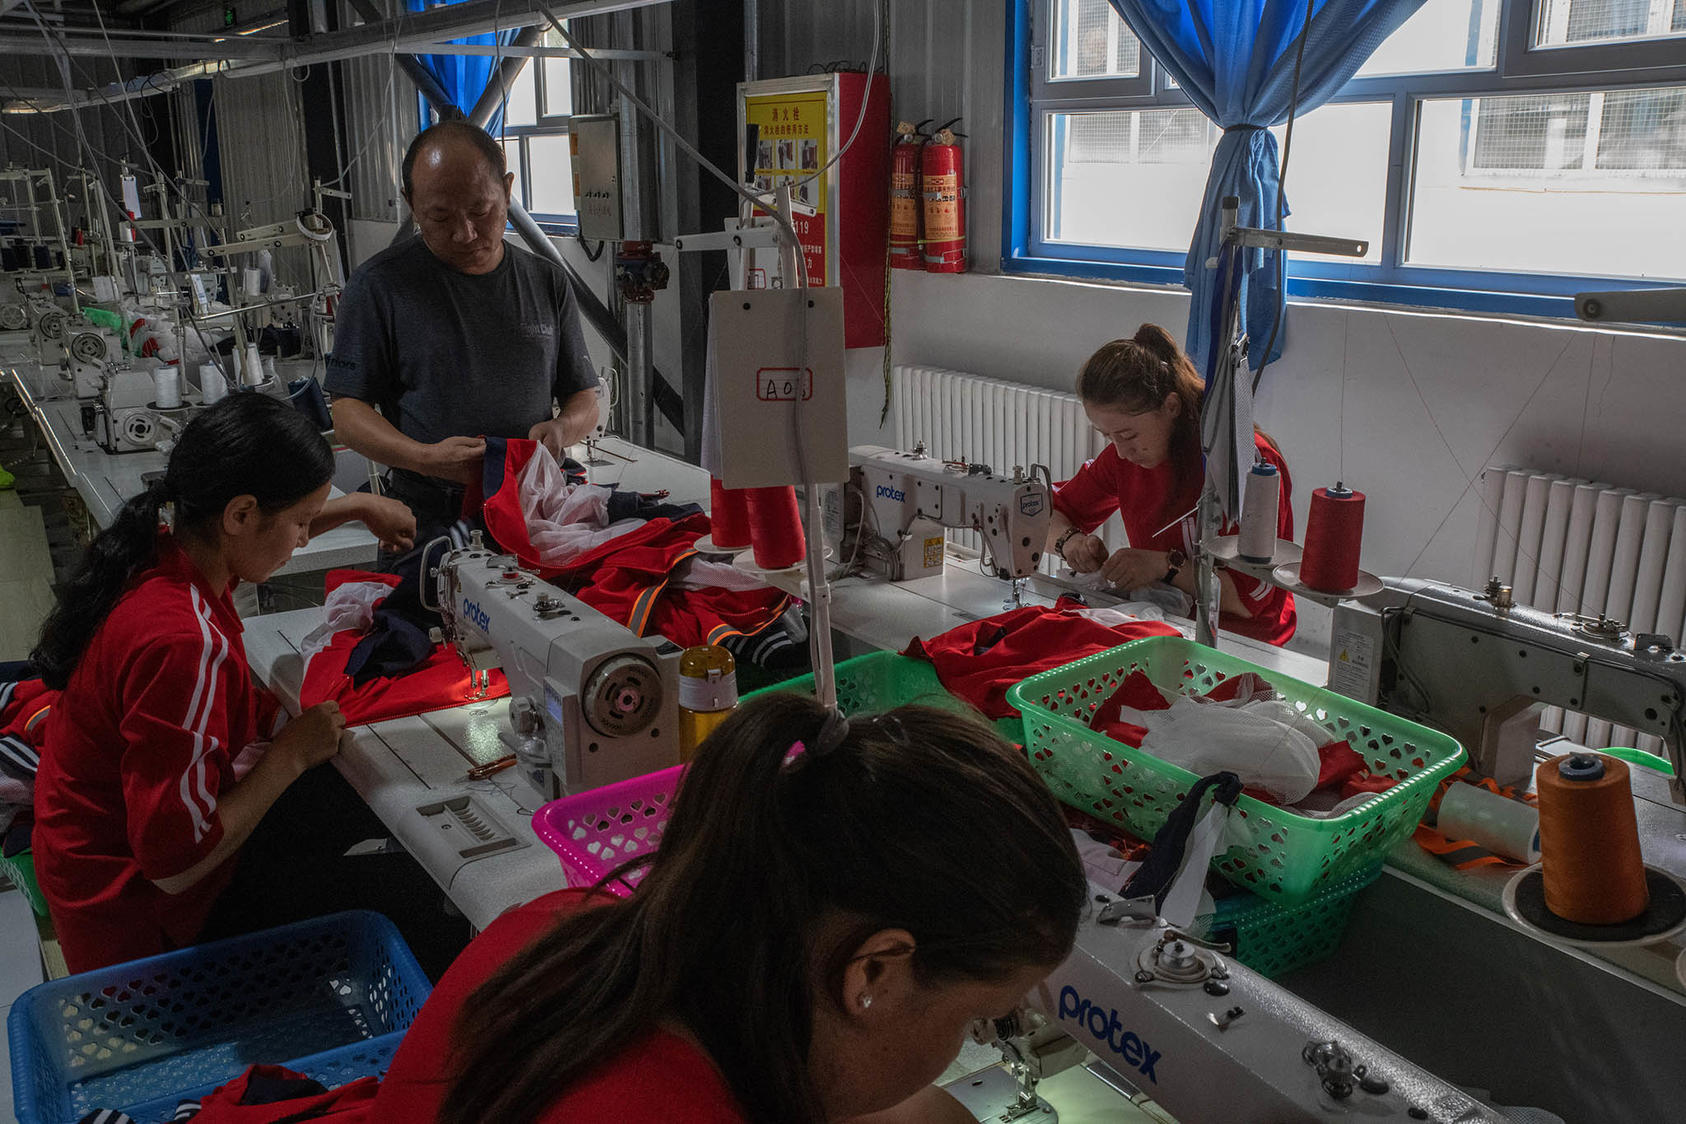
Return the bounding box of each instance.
[8,911,430,1124]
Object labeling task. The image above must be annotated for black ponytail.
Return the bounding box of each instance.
[32,394,334,688]
[441,695,1086,1124]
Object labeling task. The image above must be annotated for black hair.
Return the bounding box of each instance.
[401,119,507,199]
[31,394,334,689]
[441,695,1087,1124]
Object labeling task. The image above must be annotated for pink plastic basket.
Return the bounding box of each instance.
[532,765,685,897]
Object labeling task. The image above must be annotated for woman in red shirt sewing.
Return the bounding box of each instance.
[1047,324,1296,647]
[31,394,417,972]
[373,694,1088,1123]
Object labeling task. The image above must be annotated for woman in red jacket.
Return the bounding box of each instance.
[374,695,1087,1124]
[31,394,416,972]
[1047,323,1297,646]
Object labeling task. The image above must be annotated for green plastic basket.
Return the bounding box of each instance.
[1193,865,1382,979]
[0,849,48,918]
[1008,636,1464,903]
[746,651,1024,743]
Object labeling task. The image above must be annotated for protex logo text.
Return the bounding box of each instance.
[1058,986,1162,1082]
[461,598,491,632]
[875,483,907,503]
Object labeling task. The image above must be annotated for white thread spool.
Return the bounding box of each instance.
[1239,461,1280,563]
[242,267,263,298]
[243,342,264,387]
[153,365,182,410]
[1438,782,1541,864]
[199,362,227,405]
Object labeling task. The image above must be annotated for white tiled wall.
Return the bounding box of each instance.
[862,269,1686,655]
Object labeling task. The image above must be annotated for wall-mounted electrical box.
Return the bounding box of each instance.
[570,114,623,241]
[570,111,660,243]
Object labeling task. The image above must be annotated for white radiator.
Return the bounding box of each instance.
[1475,466,1686,754]
[890,364,1121,571]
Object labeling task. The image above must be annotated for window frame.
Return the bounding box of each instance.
[495,46,579,234]
[1006,0,1686,318]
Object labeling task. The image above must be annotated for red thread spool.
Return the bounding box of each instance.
[745,486,805,570]
[1299,483,1365,593]
[709,477,753,550]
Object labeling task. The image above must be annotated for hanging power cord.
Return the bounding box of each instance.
[536,0,882,708]
[1249,0,1316,394]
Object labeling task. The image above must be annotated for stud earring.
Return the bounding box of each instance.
[858,993,872,1010]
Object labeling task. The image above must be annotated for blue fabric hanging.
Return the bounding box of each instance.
[407,0,515,133]
[1104,0,1423,377]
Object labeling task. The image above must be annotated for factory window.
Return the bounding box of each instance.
[496,30,577,229]
[1013,0,1686,316]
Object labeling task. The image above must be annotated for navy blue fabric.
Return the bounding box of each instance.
[1105,0,1423,373]
[1121,771,1243,912]
[0,661,35,684]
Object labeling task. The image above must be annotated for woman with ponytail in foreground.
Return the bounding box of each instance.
[372,695,1088,1123]
[1046,324,1297,646]
[32,394,419,972]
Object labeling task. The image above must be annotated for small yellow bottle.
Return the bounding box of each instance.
[677,645,738,762]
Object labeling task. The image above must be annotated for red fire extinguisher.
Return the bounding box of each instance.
[921,118,967,273]
[889,119,929,272]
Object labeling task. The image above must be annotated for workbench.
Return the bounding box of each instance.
[3,358,377,577]
[236,435,1686,1119]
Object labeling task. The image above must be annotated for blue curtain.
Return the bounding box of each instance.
[1105,0,1423,377]
[408,0,514,134]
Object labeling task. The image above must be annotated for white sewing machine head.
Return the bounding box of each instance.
[846,444,1052,582]
[92,368,189,454]
[63,324,121,399]
[1330,577,1686,796]
[433,535,681,800]
[964,903,1509,1122]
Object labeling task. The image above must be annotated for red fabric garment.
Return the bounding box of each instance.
[299,573,509,724]
[0,677,57,743]
[186,1065,378,1122]
[1052,431,1297,646]
[470,439,789,644]
[373,888,748,1123]
[903,606,1178,720]
[34,536,281,973]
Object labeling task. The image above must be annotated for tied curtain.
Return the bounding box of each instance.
[407,0,517,133]
[1103,0,1424,377]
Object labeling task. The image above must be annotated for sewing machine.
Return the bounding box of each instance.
[972,903,1510,1122]
[1328,577,1686,794]
[62,324,120,399]
[433,534,682,801]
[844,444,1053,583]
[92,364,195,454]
[30,302,67,366]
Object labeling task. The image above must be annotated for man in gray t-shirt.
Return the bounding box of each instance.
[326,121,598,549]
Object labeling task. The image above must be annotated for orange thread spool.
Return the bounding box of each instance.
[1536,752,1649,925]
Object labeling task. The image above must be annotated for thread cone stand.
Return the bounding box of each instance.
[1502,863,1686,949]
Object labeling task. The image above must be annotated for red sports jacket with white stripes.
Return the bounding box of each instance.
[35,535,280,973]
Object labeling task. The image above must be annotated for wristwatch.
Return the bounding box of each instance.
[1054,527,1082,562]
[1162,548,1188,583]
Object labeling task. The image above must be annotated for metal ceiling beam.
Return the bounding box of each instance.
[410,42,660,60]
[0,32,282,60]
[289,0,666,67]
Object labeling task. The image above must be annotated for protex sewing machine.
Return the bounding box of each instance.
[1329,577,1686,795]
[62,323,120,399]
[968,904,1509,1123]
[93,363,196,454]
[844,444,1052,582]
[433,534,681,800]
